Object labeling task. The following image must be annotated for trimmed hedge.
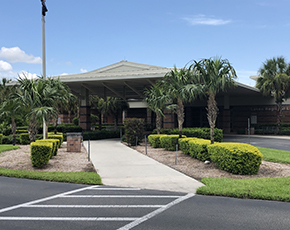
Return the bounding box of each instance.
[16,129,28,134]
[30,142,53,168]
[153,127,223,142]
[208,143,263,175]
[160,135,186,151]
[188,138,211,161]
[20,133,30,145]
[0,134,2,144]
[148,134,168,148]
[47,133,63,147]
[36,139,60,157]
[83,130,120,140]
[178,138,197,155]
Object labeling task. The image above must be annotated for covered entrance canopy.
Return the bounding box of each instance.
[57,60,267,132]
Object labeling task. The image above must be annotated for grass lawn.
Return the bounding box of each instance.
[197,146,290,202]
[0,144,102,185]
[0,145,19,153]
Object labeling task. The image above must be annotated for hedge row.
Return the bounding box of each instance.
[148,134,263,175]
[152,127,223,142]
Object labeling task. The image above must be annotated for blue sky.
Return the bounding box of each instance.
[0,0,290,86]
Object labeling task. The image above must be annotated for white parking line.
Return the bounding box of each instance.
[62,195,180,198]
[0,217,137,221]
[117,193,195,230]
[0,185,99,214]
[25,205,164,208]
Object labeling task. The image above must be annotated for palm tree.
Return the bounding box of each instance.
[0,87,24,145]
[162,66,204,138]
[192,57,237,144]
[256,56,290,133]
[16,77,59,141]
[90,95,109,130]
[143,82,170,134]
[107,97,129,130]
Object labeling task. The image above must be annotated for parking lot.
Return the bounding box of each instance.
[0,184,192,230]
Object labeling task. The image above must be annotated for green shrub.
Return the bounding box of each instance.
[2,135,21,145]
[153,127,223,142]
[178,137,197,155]
[72,117,79,126]
[30,142,53,168]
[148,134,168,148]
[123,118,145,146]
[188,138,211,161]
[36,139,60,157]
[47,134,63,147]
[20,133,30,145]
[0,134,3,144]
[208,143,263,175]
[83,130,120,140]
[160,135,186,151]
[16,129,28,134]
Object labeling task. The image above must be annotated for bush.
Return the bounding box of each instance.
[178,137,197,155]
[0,134,3,144]
[208,143,263,175]
[148,134,168,148]
[36,139,60,157]
[153,127,223,142]
[72,117,79,126]
[2,135,20,145]
[123,118,145,146]
[30,142,53,168]
[83,130,120,140]
[16,129,28,134]
[20,133,30,145]
[47,134,63,147]
[188,138,211,161]
[160,135,186,151]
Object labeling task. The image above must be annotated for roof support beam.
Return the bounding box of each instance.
[102,82,126,100]
[124,81,143,98]
[147,79,154,85]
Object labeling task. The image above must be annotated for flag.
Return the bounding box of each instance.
[41,0,48,16]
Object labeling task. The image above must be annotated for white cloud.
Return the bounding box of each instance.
[80,68,88,73]
[183,14,232,26]
[17,71,39,80]
[0,47,42,64]
[0,60,12,71]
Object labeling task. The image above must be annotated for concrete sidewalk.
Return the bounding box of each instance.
[83,139,204,194]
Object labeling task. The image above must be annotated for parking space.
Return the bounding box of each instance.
[0,185,194,230]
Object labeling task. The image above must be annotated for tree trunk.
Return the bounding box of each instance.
[98,112,102,130]
[207,93,218,144]
[28,114,38,142]
[11,117,17,146]
[277,102,282,134]
[156,112,162,134]
[177,98,184,138]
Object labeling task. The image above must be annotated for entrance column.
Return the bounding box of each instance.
[79,86,91,131]
[222,94,231,134]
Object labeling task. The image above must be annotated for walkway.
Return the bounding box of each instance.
[83,139,204,194]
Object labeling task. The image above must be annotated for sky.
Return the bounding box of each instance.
[0,0,290,86]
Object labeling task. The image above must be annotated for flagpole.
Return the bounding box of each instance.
[42,15,46,80]
[42,14,46,139]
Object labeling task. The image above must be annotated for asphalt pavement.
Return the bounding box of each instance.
[1,177,290,230]
[223,134,290,151]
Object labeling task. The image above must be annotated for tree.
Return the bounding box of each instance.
[107,97,128,130]
[16,77,60,142]
[162,66,204,138]
[90,95,109,130]
[143,82,170,134]
[192,57,237,144]
[256,56,290,133]
[0,86,24,145]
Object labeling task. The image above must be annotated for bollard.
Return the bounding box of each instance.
[120,129,122,142]
[175,138,179,165]
[145,135,147,155]
[88,139,90,161]
[136,136,138,146]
